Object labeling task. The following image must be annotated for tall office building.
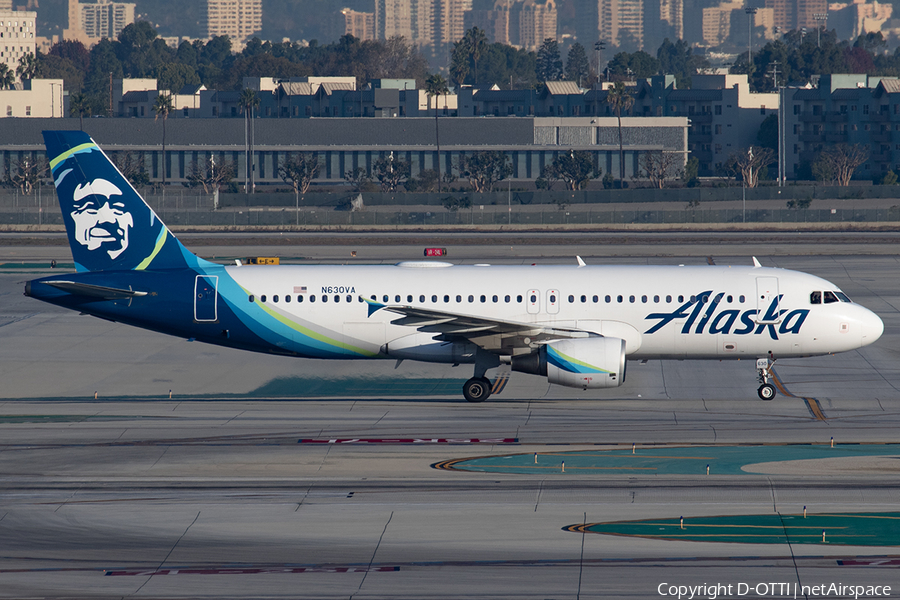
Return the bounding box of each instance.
[465,0,512,45]
[0,9,36,75]
[518,0,556,49]
[599,0,644,49]
[374,0,434,45]
[765,0,826,31]
[80,0,135,39]
[206,0,262,41]
[434,0,473,45]
[658,0,683,39]
[465,0,555,49]
[341,7,375,40]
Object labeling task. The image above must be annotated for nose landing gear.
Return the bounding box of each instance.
[756,356,776,400]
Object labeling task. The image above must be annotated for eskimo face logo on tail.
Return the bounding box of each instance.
[69,179,133,260]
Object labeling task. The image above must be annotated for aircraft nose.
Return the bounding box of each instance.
[861,308,884,346]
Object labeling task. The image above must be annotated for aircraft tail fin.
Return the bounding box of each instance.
[43,130,211,272]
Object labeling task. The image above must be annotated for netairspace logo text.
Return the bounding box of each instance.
[657,582,892,599]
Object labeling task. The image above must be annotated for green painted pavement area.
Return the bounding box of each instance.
[567,513,900,546]
[439,444,900,475]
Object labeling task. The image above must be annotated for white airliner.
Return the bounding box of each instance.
[26,131,885,402]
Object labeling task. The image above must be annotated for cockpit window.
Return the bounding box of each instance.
[810,291,821,304]
[824,291,839,304]
[835,291,852,303]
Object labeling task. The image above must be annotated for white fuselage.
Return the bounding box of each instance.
[224,262,883,362]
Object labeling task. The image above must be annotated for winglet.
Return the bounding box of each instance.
[576,256,586,267]
[752,257,762,268]
[362,296,386,317]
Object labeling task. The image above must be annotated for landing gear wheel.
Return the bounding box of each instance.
[757,384,776,401]
[463,377,492,403]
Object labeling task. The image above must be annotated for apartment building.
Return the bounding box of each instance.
[0,9,35,77]
[374,0,434,46]
[206,0,262,42]
[341,7,375,40]
[80,0,135,39]
[783,74,900,182]
[598,0,644,50]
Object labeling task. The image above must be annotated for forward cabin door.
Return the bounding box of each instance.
[755,277,780,323]
[194,275,218,322]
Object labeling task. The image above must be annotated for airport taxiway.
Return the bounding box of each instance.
[0,242,899,599]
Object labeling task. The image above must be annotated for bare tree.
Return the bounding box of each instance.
[457,151,511,192]
[542,150,599,190]
[640,151,682,189]
[817,144,869,186]
[186,157,235,193]
[344,167,372,193]
[373,154,411,192]
[7,157,48,195]
[728,146,776,188]
[279,153,321,195]
[112,152,150,188]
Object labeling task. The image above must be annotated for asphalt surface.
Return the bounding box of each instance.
[0,240,899,599]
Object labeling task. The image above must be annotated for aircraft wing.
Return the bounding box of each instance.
[364,298,592,353]
[43,281,149,299]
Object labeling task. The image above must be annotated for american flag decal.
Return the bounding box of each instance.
[294,286,307,293]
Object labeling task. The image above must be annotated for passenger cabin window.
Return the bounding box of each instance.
[322,295,328,303]
[285,295,291,303]
[310,295,316,302]
[810,291,822,304]
[824,291,839,304]
[261,295,267,302]
[408,295,413,303]
[420,295,426,303]
[273,295,279,303]
[470,295,476,303]
[395,295,401,302]
[383,295,389,302]
[249,295,255,302]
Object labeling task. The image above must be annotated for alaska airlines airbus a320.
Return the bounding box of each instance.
[25,132,884,402]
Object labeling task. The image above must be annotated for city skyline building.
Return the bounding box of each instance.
[0,9,36,76]
[341,7,375,40]
[374,0,434,46]
[205,0,262,42]
[599,0,645,49]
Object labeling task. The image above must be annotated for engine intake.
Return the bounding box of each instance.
[511,337,626,389]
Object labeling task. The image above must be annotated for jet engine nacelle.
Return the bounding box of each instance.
[511,337,626,389]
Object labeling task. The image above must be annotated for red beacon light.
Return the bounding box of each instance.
[424,248,448,257]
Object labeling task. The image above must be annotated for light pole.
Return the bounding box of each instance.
[745,7,758,79]
[814,13,827,47]
[594,40,606,84]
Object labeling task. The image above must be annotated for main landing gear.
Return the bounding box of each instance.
[756,356,776,401]
[463,377,492,402]
[463,349,501,403]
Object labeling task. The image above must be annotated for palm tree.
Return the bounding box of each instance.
[16,52,39,81]
[239,88,260,193]
[0,64,15,90]
[152,92,174,185]
[69,93,91,130]
[425,74,449,192]
[606,81,634,184]
[464,27,487,85]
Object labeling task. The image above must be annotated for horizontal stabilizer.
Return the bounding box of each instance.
[44,280,149,299]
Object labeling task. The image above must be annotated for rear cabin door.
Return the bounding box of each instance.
[194,275,218,322]
[755,277,780,323]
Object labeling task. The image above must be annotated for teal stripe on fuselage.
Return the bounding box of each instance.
[207,266,377,359]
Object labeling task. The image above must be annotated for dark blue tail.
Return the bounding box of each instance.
[44,131,211,272]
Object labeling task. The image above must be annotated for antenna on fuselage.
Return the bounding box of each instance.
[576,256,586,268]
[752,257,762,268]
